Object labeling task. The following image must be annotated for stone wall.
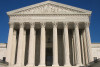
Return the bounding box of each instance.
[0,43,7,60]
[91,43,100,60]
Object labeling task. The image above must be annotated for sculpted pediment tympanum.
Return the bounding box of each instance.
[14,4,83,14]
[7,1,91,15]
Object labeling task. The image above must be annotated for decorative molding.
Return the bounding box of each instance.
[85,22,90,27]
[12,4,84,15]
[30,22,35,28]
[63,22,68,28]
[9,13,90,23]
[10,20,89,24]
[74,23,79,28]
[91,44,100,48]
[0,43,7,48]
[41,22,46,28]
[19,23,24,28]
[9,13,91,16]
[53,22,58,28]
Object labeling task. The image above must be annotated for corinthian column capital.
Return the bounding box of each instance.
[53,22,58,28]
[85,23,90,28]
[74,23,79,28]
[41,22,46,28]
[30,22,35,28]
[19,23,24,28]
[9,22,14,28]
[63,22,68,28]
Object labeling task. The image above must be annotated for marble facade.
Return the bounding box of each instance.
[0,43,7,61]
[0,1,96,67]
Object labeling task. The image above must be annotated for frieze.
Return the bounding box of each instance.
[9,16,90,23]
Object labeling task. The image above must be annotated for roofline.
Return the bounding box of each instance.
[7,1,92,15]
[0,43,7,44]
[92,43,100,44]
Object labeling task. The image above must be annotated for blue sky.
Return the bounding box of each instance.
[0,0,100,43]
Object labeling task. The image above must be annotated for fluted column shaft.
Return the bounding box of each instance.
[39,22,46,66]
[22,29,26,65]
[63,23,71,66]
[85,23,93,62]
[16,23,24,66]
[27,23,36,66]
[80,32,85,65]
[6,22,14,63]
[83,30,88,64]
[75,23,83,66]
[10,30,17,65]
[52,22,59,66]
[72,31,76,65]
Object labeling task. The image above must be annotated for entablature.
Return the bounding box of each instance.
[9,15,90,23]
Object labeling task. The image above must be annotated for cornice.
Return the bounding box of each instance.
[0,43,7,48]
[91,45,100,48]
[9,13,91,17]
[10,21,89,25]
[48,1,92,13]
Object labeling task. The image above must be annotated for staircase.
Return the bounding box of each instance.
[87,59,100,67]
[0,60,8,67]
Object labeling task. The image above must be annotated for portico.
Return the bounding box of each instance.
[6,1,93,67]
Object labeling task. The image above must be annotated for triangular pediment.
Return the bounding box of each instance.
[7,1,92,15]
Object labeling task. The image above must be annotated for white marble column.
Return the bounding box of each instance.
[74,23,83,66]
[52,22,59,66]
[27,22,36,66]
[10,30,17,65]
[16,23,24,66]
[6,22,14,63]
[22,29,26,66]
[85,23,93,62]
[83,30,89,64]
[72,31,76,65]
[80,32,85,65]
[63,22,71,66]
[39,22,46,66]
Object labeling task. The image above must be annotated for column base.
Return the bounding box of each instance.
[64,64,71,67]
[38,64,45,67]
[52,64,59,66]
[76,64,84,66]
[64,66,72,67]
[8,64,15,66]
[7,66,86,67]
[8,65,15,67]
[14,64,24,67]
[26,64,35,67]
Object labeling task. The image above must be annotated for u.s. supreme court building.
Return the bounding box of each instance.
[0,1,100,67]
